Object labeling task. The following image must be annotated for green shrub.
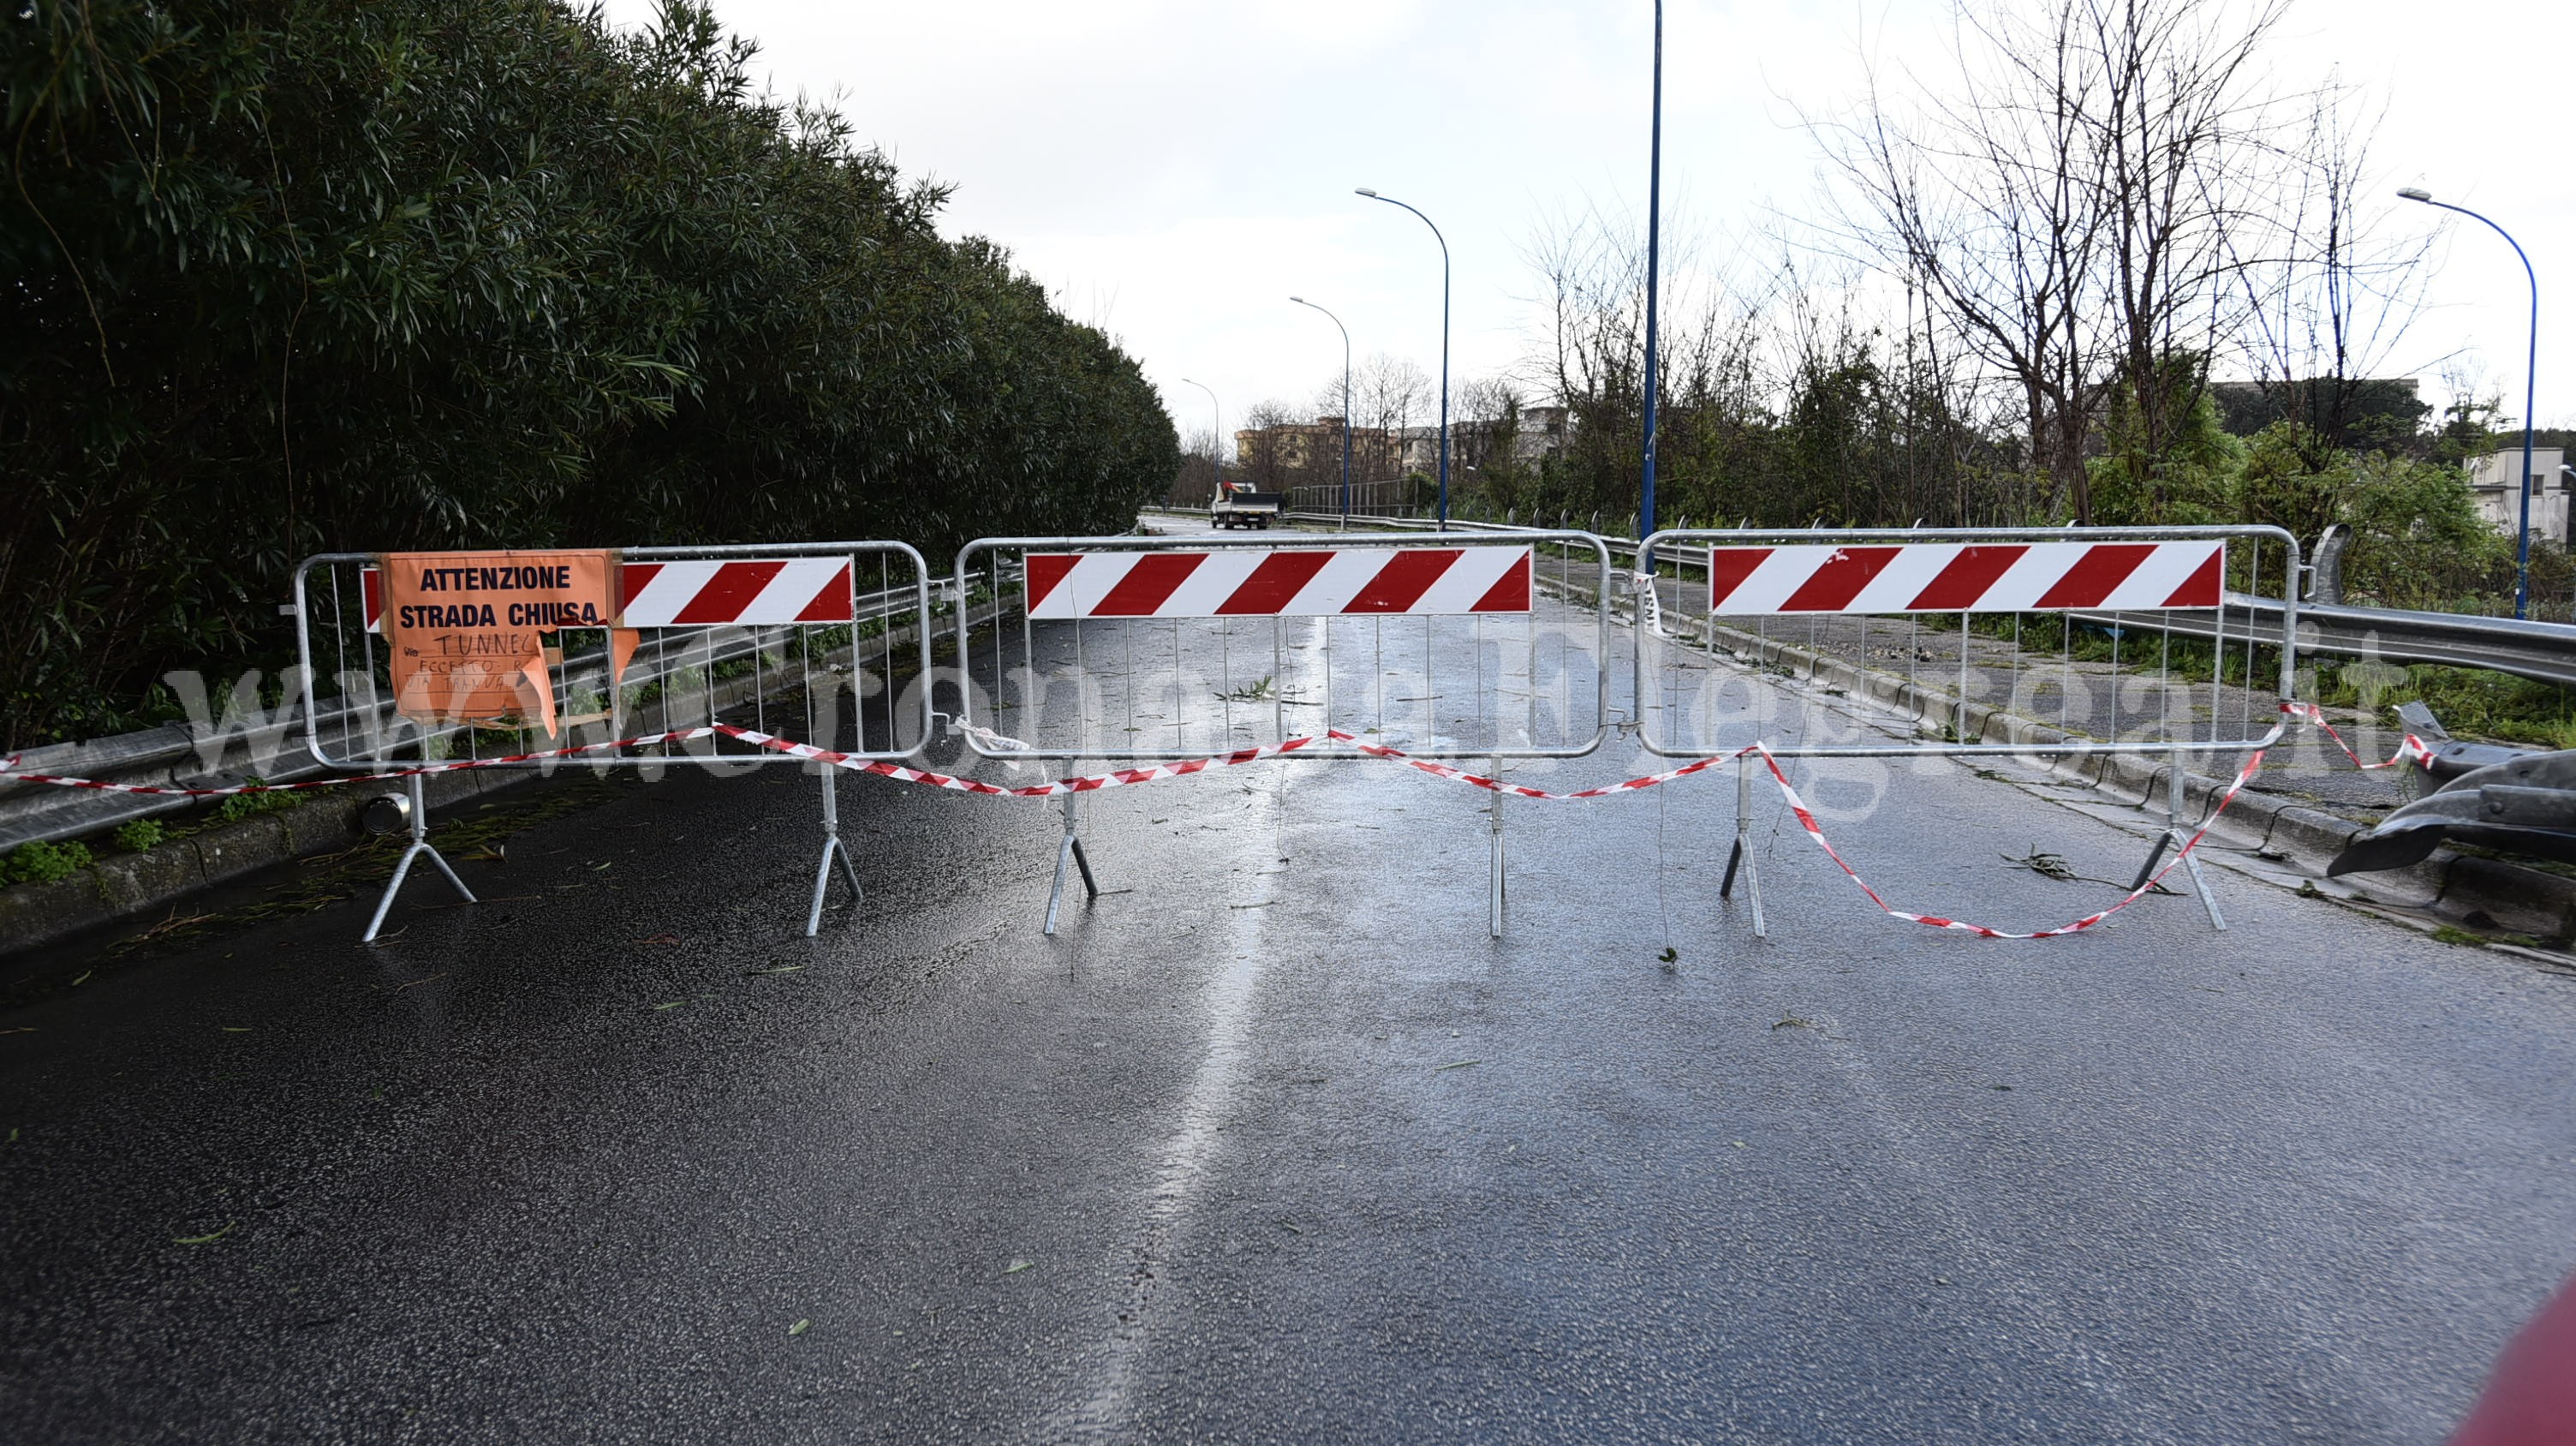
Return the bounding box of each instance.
[211,782,298,826]
[111,818,166,853]
[1,0,1177,752]
[1,840,94,887]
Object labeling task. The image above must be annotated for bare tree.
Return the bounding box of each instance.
[2224,80,2435,458]
[1517,198,1773,514]
[1234,398,1302,490]
[1168,425,1226,506]
[1350,353,1432,477]
[1812,0,2301,520]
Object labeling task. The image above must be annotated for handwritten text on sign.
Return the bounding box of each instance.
[381,550,619,734]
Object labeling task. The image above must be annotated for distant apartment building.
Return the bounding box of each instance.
[1234,416,1394,484]
[1238,406,1578,487]
[1401,406,1577,475]
[2469,447,2571,546]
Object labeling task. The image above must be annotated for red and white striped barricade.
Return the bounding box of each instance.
[1629,524,2306,939]
[951,529,1621,937]
[293,542,936,940]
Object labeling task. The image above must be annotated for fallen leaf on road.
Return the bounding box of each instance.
[219,1026,253,1034]
[788,1319,810,1336]
[651,1001,687,1012]
[1003,1259,1033,1276]
[1434,1060,1482,1072]
[1772,1017,1811,1031]
[173,1222,236,1245]
[746,965,803,977]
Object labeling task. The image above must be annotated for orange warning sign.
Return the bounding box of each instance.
[381,550,619,735]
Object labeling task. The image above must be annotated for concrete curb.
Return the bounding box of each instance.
[0,764,538,955]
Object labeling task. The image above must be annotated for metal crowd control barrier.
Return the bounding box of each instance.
[1631,524,2305,937]
[953,530,1619,936]
[292,542,935,940]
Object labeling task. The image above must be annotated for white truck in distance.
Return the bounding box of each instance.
[1209,481,1285,529]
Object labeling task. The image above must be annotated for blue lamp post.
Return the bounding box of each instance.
[1355,188,1451,530]
[1290,296,1355,529]
[1640,0,1665,567]
[2400,187,2538,619]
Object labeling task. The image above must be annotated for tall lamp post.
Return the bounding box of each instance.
[1640,0,1665,567]
[1290,296,1355,529]
[1355,188,1451,530]
[1181,376,1222,508]
[2400,187,2538,619]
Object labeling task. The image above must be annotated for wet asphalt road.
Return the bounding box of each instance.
[5,564,2576,1443]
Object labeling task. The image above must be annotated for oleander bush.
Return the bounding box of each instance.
[2,0,1178,748]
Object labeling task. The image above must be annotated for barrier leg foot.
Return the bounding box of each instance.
[361,774,471,943]
[420,845,478,906]
[806,836,860,938]
[1070,838,1100,899]
[1743,849,1767,939]
[1728,756,1768,939]
[362,845,422,943]
[1044,833,1076,936]
[806,767,863,937]
[838,841,864,904]
[2179,840,2227,932]
[2127,833,2174,893]
[1043,793,1099,936]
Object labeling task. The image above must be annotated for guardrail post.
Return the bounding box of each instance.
[806,765,863,937]
[362,769,474,943]
[1720,754,1767,938]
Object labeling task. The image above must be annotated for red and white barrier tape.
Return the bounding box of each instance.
[2280,700,2435,772]
[1747,730,2270,939]
[1321,703,2433,939]
[716,726,1327,797]
[0,702,2437,942]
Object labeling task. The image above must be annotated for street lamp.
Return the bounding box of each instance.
[1181,377,1222,508]
[2400,186,2539,619]
[1290,296,1355,529]
[1641,0,1665,567]
[1355,188,1451,530]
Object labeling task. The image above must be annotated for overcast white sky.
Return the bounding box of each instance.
[604,0,2573,452]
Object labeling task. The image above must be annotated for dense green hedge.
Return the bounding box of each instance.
[2,0,1177,747]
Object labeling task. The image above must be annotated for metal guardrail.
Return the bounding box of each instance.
[0,578,953,854]
[1172,511,2576,694]
[2078,596,2576,690]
